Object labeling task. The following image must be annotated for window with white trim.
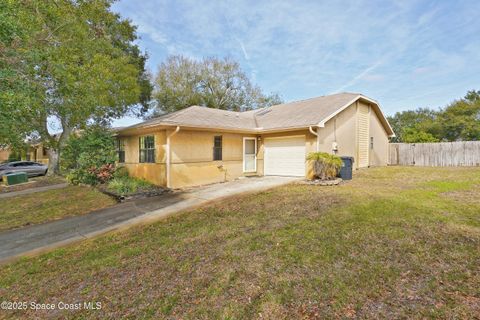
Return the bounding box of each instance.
[139,136,155,163]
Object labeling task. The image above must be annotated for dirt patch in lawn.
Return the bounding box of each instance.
[442,186,480,205]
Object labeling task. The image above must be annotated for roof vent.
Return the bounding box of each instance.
[255,108,272,116]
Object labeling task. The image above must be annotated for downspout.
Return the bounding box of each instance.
[166,126,180,188]
[309,126,320,152]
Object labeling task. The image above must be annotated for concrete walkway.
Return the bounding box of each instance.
[0,183,68,199]
[0,176,298,263]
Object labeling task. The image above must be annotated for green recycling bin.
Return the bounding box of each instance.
[2,172,28,185]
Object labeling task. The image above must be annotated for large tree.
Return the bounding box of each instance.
[0,0,151,173]
[153,55,282,114]
[387,108,440,143]
[0,0,32,149]
[438,90,480,141]
[387,90,480,142]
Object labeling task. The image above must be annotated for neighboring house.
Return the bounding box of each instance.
[27,144,50,164]
[116,92,395,188]
[0,145,49,164]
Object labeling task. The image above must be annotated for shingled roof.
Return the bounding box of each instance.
[126,105,257,131]
[119,92,394,136]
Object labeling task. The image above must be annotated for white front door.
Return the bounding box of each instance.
[243,138,257,172]
[264,136,306,176]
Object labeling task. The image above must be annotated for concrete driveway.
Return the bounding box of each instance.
[0,176,298,263]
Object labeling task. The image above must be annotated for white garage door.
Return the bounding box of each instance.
[264,136,306,176]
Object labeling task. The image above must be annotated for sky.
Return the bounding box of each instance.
[111,0,480,127]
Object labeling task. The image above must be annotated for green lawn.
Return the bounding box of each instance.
[0,167,479,319]
[0,175,65,194]
[0,186,116,231]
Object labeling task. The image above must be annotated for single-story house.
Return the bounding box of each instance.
[27,144,50,164]
[116,92,395,188]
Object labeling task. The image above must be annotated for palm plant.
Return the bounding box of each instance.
[306,152,343,180]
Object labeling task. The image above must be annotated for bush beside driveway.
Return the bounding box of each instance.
[0,167,479,318]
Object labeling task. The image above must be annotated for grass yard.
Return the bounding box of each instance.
[0,186,116,231]
[0,175,66,194]
[0,167,479,319]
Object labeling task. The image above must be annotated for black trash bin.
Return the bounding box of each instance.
[339,156,354,180]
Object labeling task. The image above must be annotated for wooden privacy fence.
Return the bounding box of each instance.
[389,141,480,166]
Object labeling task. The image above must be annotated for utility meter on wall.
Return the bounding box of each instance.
[332,141,339,153]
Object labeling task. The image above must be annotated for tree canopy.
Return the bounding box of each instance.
[153,55,282,114]
[388,90,480,142]
[0,0,152,172]
[0,0,32,149]
[440,90,480,141]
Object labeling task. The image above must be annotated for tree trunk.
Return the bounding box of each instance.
[47,149,60,175]
[46,123,73,176]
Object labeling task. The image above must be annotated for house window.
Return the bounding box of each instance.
[370,137,374,149]
[42,147,48,157]
[139,136,155,163]
[116,138,126,163]
[213,136,222,161]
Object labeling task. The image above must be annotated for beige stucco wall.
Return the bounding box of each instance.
[170,161,243,188]
[317,100,390,169]
[317,102,357,164]
[123,163,166,186]
[120,130,167,186]
[369,108,389,166]
[169,130,254,188]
